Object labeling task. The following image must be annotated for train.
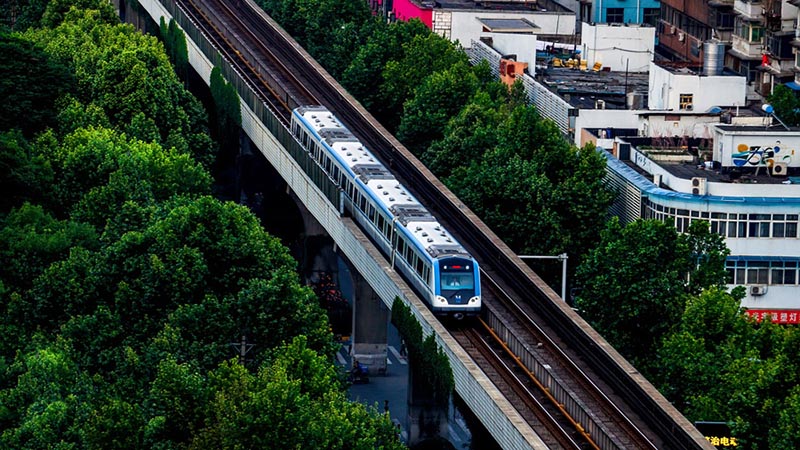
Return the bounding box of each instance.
[291,105,481,318]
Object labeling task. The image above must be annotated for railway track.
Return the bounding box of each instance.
[171,0,710,448]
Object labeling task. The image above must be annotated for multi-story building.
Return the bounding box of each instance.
[591,126,800,323]
[658,0,736,65]
[591,0,661,25]
[756,0,799,95]
[658,1,798,96]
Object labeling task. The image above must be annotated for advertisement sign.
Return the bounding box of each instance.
[744,309,800,324]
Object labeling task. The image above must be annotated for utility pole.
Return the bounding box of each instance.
[518,253,569,301]
[230,334,255,365]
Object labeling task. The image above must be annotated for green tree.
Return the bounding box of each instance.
[159,18,189,81]
[0,32,75,136]
[197,337,403,450]
[574,218,689,368]
[681,220,730,295]
[766,84,800,127]
[396,60,480,156]
[0,131,54,212]
[0,339,94,449]
[40,127,211,226]
[341,18,429,119]
[380,32,469,132]
[25,10,215,167]
[0,203,98,292]
[40,0,116,29]
[420,91,504,178]
[655,287,747,409]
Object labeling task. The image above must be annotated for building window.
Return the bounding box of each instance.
[606,8,624,23]
[679,94,694,111]
[643,8,659,27]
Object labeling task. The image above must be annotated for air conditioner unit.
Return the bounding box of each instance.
[771,161,788,176]
[750,285,767,296]
[691,177,707,195]
[678,32,685,42]
[669,26,676,35]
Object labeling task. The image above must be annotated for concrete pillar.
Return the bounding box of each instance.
[406,361,449,445]
[351,276,388,375]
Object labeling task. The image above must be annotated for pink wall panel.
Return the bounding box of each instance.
[392,0,432,28]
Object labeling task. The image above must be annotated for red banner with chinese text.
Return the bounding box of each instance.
[744,309,800,324]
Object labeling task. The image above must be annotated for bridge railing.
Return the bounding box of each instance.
[160,0,340,208]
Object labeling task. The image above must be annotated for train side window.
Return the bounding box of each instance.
[415,258,424,276]
[368,205,376,222]
[332,167,340,184]
[423,266,430,283]
[359,194,367,212]
[376,215,385,235]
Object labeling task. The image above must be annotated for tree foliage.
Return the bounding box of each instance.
[391,298,453,406]
[23,9,215,166]
[0,32,75,136]
[766,84,800,127]
[574,218,690,367]
[656,288,800,450]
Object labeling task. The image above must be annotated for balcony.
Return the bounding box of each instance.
[730,35,764,60]
[734,0,763,19]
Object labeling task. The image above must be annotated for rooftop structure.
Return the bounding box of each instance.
[537,66,651,109]
[387,0,576,46]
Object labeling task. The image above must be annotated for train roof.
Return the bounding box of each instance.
[294,106,471,260]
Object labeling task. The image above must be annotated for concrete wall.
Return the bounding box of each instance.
[642,115,721,140]
[575,109,640,146]
[581,22,654,72]
[712,127,800,169]
[484,32,537,68]
[648,62,747,111]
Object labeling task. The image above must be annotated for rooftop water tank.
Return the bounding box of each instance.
[703,41,725,76]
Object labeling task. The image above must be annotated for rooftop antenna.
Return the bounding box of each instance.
[762,104,790,131]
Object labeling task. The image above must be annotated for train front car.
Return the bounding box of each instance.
[434,256,481,319]
[405,219,481,319]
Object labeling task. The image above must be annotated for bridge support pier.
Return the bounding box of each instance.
[407,363,449,445]
[351,276,388,375]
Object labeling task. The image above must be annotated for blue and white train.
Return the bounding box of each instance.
[291,105,481,318]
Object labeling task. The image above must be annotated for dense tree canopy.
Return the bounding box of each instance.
[23,8,215,167]
[574,218,691,367]
[0,3,401,448]
[0,32,75,136]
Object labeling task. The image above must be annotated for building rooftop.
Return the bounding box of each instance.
[654,60,743,77]
[537,67,650,109]
[415,0,570,13]
[616,136,797,185]
[476,18,539,33]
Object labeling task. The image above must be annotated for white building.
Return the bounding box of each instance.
[597,126,800,323]
[648,61,747,113]
[581,22,655,73]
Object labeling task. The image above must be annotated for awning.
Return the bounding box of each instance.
[784,81,800,90]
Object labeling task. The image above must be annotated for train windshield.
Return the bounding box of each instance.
[440,262,474,290]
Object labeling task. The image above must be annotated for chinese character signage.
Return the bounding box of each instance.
[695,422,737,448]
[744,309,800,324]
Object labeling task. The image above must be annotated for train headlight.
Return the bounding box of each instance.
[435,296,448,305]
[470,296,480,304]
